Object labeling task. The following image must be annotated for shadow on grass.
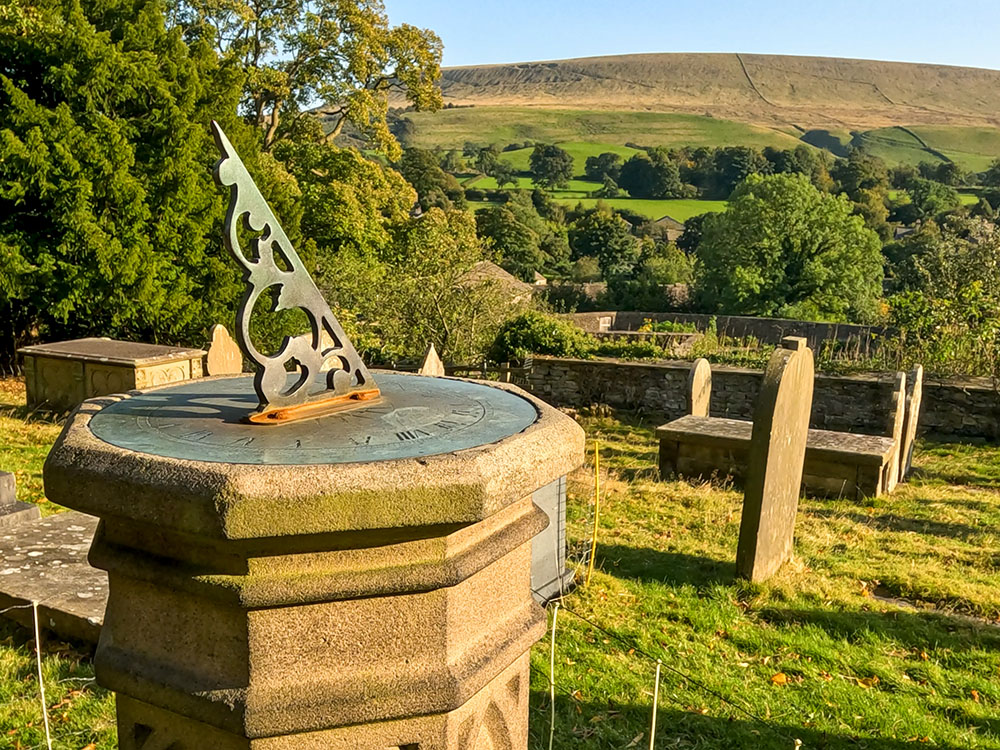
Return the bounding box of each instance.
[528,693,981,749]
[596,543,736,587]
[803,508,988,542]
[755,605,1000,654]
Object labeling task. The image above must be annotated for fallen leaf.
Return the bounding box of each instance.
[771,672,788,686]
[857,676,880,689]
[971,689,981,703]
[626,733,645,747]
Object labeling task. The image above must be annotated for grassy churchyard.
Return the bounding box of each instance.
[1,376,999,748]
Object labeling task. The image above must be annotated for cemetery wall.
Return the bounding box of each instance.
[523,356,1000,441]
[566,311,889,348]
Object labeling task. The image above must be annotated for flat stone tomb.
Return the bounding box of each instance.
[658,415,896,500]
[19,337,205,411]
[0,511,105,644]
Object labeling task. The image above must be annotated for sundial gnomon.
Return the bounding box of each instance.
[88,122,540,464]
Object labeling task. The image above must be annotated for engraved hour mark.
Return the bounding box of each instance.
[349,435,373,445]
[434,420,461,430]
[396,429,430,441]
[182,430,213,441]
[232,437,255,447]
[451,407,477,417]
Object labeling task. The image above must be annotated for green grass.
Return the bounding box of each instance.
[401,108,807,152]
[0,379,63,513]
[496,141,642,175]
[908,127,1000,172]
[529,415,1000,749]
[549,197,728,221]
[2,380,999,748]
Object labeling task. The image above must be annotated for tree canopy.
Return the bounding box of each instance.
[694,174,884,323]
[175,0,443,155]
[529,144,574,189]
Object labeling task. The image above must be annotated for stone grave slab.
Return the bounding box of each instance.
[0,471,41,529]
[883,371,907,494]
[899,364,924,482]
[0,511,105,644]
[205,324,243,376]
[20,337,205,411]
[737,336,814,582]
[688,357,711,417]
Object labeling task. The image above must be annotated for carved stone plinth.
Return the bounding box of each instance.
[44,376,584,749]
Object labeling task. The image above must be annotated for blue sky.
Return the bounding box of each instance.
[386,0,1000,71]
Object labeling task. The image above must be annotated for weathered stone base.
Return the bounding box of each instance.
[0,501,41,529]
[117,654,530,750]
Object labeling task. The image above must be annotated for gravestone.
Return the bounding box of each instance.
[419,342,446,376]
[883,371,907,493]
[20,338,205,411]
[205,324,243,376]
[736,336,814,582]
[688,358,712,417]
[0,472,40,528]
[899,365,924,482]
[42,122,584,750]
[530,476,575,604]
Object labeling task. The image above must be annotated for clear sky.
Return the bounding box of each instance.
[385,0,1000,71]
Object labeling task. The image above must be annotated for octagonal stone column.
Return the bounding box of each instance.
[44,380,583,749]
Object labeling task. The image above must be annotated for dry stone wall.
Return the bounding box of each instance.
[524,356,1000,441]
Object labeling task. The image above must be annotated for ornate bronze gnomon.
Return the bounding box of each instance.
[211,121,379,423]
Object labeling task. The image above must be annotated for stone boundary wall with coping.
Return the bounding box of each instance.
[566,311,890,350]
[523,356,1000,441]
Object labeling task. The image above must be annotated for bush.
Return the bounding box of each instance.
[489,312,595,362]
[465,188,486,201]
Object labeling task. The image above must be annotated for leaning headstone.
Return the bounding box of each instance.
[688,358,712,417]
[736,336,815,582]
[883,371,907,494]
[899,364,924,482]
[0,472,40,529]
[204,324,242,376]
[418,342,446,376]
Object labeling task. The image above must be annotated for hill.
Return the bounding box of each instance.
[429,53,1000,131]
[390,54,1000,170]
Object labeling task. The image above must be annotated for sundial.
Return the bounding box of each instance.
[85,121,540,466]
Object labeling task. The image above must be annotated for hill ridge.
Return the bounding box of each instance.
[428,52,1000,131]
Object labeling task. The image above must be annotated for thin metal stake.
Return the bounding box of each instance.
[649,659,662,750]
[548,602,560,750]
[32,601,52,750]
[585,441,600,586]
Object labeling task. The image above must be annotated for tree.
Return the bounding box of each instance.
[594,175,624,198]
[832,151,889,199]
[904,178,961,222]
[618,152,686,199]
[475,145,517,188]
[398,148,466,212]
[0,0,291,366]
[694,174,884,323]
[569,208,641,281]
[605,242,693,310]
[529,144,574,189]
[475,191,569,279]
[324,208,527,364]
[584,152,623,182]
[983,158,1000,188]
[712,146,771,196]
[176,0,443,155]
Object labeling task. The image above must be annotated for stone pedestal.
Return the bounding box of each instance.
[44,379,583,748]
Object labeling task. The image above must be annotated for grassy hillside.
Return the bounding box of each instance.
[390,53,1000,170]
[400,109,806,152]
[426,53,1000,131]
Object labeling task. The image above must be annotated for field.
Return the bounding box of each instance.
[548,197,728,222]
[2,376,1000,748]
[401,108,807,152]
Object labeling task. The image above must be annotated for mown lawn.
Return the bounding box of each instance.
[529,415,1000,749]
[0,377,998,748]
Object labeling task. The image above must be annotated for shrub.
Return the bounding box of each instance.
[465,188,486,201]
[489,312,595,362]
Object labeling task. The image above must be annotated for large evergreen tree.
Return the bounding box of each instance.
[0,0,291,364]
